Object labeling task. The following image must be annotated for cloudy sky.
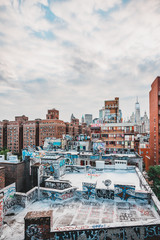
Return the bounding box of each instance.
[0,0,160,122]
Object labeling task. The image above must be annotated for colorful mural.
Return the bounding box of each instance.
[93,142,106,153]
[114,184,135,201]
[0,193,3,232]
[22,150,45,161]
[82,182,96,200]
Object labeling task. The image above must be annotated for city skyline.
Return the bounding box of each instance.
[0,0,160,122]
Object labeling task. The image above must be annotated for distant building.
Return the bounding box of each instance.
[81,115,84,124]
[0,120,8,150]
[7,121,23,154]
[141,111,150,133]
[23,120,39,149]
[149,76,160,166]
[15,115,28,122]
[99,97,122,123]
[135,97,141,124]
[39,120,66,146]
[46,109,59,120]
[130,112,135,123]
[84,114,92,126]
[101,123,135,154]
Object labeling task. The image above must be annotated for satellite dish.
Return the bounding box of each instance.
[104,179,111,187]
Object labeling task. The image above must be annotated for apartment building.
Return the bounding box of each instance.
[39,120,66,146]
[99,97,121,123]
[23,120,39,149]
[7,121,23,154]
[0,120,8,150]
[46,109,59,120]
[101,123,134,153]
[149,76,160,165]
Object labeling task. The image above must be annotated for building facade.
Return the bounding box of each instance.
[149,76,160,165]
[99,97,122,123]
[7,121,23,154]
[46,109,59,120]
[101,123,134,153]
[23,120,39,149]
[0,120,8,150]
[84,114,92,126]
[39,120,66,146]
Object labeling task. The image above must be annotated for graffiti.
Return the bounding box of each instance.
[61,192,74,200]
[26,224,40,237]
[51,224,160,240]
[22,150,45,161]
[87,173,100,178]
[45,181,71,190]
[136,206,155,218]
[0,194,3,230]
[41,189,74,201]
[82,182,96,200]
[42,191,61,201]
[59,159,65,167]
[3,183,16,213]
[96,189,114,200]
[43,163,54,176]
[27,189,37,204]
[54,225,90,232]
[119,212,136,222]
[114,184,145,201]
[114,184,135,201]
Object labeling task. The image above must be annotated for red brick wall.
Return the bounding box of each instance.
[149,77,160,166]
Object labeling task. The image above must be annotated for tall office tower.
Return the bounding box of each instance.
[149,76,160,166]
[46,109,59,120]
[84,114,93,126]
[0,120,8,150]
[135,97,141,124]
[23,120,39,149]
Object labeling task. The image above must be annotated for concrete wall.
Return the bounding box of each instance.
[0,160,30,192]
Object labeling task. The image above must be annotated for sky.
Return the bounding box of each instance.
[0,0,160,122]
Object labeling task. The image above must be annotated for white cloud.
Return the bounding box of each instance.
[0,0,160,122]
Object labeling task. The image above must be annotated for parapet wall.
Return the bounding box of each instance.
[24,210,160,240]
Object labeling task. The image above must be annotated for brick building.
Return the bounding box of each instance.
[101,123,135,153]
[138,143,150,171]
[39,120,66,146]
[15,115,28,122]
[23,120,39,149]
[0,120,8,150]
[7,121,23,154]
[46,109,59,120]
[149,76,160,166]
[66,122,74,136]
[99,97,121,123]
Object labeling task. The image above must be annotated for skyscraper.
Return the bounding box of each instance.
[135,97,141,124]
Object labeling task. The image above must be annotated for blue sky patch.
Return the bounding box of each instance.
[32,30,55,40]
